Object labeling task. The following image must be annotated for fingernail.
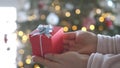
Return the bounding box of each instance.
[31,56,36,63]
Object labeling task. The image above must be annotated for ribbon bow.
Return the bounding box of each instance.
[32,24,53,38]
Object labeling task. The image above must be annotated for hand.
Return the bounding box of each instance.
[63,30,97,54]
[33,52,89,68]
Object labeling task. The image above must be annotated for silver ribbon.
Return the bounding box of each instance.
[32,24,53,56]
[32,24,53,38]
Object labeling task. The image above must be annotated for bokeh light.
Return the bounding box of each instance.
[63,26,69,32]
[18,31,24,37]
[65,11,71,17]
[18,49,24,55]
[40,14,46,20]
[25,58,31,64]
[90,25,95,30]
[72,25,77,30]
[96,8,102,14]
[55,5,61,11]
[34,64,41,68]
[75,9,81,14]
[81,27,87,31]
[99,16,104,22]
[18,61,24,67]
[98,25,104,31]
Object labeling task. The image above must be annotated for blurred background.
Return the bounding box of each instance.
[0,0,120,68]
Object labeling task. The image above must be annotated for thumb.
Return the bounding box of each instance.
[45,54,63,63]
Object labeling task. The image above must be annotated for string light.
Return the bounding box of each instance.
[34,64,41,68]
[98,25,104,31]
[81,27,87,31]
[99,16,104,22]
[96,9,101,14]
[55,5,61,11]
[25,58,31,64]
[18,31,24,37]
[18,49,24,54]
[89,25,95,30]
[22,35,28,43]
[75,9,81,14]
[72,25,77,30]
[65,11,71,17]
[18,61,23,67]
[28,15,36,21]
[40,14,46,20]
[63,26,69,32]
[26,55,32,59]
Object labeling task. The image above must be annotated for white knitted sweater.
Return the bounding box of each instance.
[87,34,120,68]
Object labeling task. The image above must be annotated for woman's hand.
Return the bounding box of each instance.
[33,52,89,68]
[63,30,97,54]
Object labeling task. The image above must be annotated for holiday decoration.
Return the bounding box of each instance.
[29,24,64,57]
[46,13,59,25]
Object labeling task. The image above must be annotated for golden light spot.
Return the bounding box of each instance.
[99,17,104,22]
[28,15,36,21]
[98,25,104,31]
[18,61,23,67]
[19,49,24,54]
[72,25,77,30]
[65,12,71,17]
[34,64,40,68]
[40,14,46,20]
[96,9,101,14]
[22,35,28,43]
[90,25,95,30]
[18,31,24,37]
[26,58,31,64]
[75,9,81,14]
[26,55,32,59]
[81,27,87,31]
[63,26,69,32]
[55,5,61,11]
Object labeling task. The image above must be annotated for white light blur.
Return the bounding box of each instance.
[107,0,115,8]
[0,7,17,68]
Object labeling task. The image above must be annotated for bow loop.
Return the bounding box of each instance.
[32,24,53,38]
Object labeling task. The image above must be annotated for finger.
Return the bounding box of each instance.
[32,56,55,66]
[63,32,76,40]
[45,54,63,63]
[63,44,69,50]
[63,39,75,46]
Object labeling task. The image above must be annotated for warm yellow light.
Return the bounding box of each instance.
[75,9,81,14]
[27,55,32,59]
[55,5,61,11]
[90,25,95,30]
[18,31,24,37]
[81,27,87,31]
[34,64,40,68]
[19,49,24,54]
[28,15,36,21]
[18,61,23,67]
[110,16,115,21]
[99,17,104,22]
[72,25,77,30]
[98,25,104,31]
[63,26,69,32]
[20,67,24,68]
[65,12,71,17]
[96,9,101,14]
[40,14,46,20]
[22,35,28,43]
[26,58,31,64]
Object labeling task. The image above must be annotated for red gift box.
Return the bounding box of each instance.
[29,26,64,56]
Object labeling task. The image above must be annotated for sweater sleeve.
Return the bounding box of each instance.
[87,53,120,68]
[97,34,120,54]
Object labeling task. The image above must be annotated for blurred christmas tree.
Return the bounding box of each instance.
[16,0,120,68]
